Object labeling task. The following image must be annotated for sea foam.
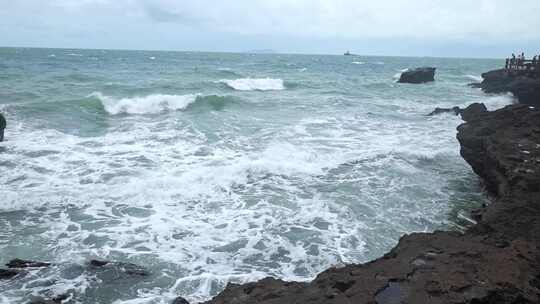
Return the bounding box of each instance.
[220,78,285,91]
[90,92,199,115]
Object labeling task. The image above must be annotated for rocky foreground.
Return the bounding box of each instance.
[200,104,540,304]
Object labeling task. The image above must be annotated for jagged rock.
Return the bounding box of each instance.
[201,104,540,304]
[460,103,487,122]
[471,69,540,106]
[172,296,190,304]
[89,259,150,276]
[28,294,68,304]
[398,67,436,84]
[0,113,5,142]
[0,268,18,279]
[428,106,462,116]
[6,259,51,268]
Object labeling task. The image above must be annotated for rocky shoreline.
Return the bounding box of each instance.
[198,72,540,304]
[2,69,540,303]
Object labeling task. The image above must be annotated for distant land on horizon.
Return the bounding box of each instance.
[0,45,507,60]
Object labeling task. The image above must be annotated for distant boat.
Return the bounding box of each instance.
[344,51,355,56]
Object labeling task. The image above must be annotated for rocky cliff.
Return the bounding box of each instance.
[471,69,540,106]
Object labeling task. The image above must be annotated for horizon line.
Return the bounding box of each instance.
[0,45,505,60]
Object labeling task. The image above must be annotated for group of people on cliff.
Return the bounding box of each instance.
[506,52,540,70]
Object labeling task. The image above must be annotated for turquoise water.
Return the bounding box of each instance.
[0,48,508,303]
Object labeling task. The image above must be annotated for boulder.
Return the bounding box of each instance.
[89,259,150,276]
[460,103,488,122]
[398,67,436,84]
[0,268,18,279]
[6,259,51,268]
[428,106,462,116]
[172,297,190,304]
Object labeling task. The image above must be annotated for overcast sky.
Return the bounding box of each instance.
[1,0,539,58]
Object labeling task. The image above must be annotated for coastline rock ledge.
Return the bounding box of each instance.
[200,104,540,304]
[398,67,436,84]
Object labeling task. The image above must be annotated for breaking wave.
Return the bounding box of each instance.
[220,78,286,91]
[465,75,483,82]
[89,92,235,115]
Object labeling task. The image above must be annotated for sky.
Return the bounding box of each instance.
[1,0,540,58]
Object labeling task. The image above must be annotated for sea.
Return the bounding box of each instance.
[0,48,512,304]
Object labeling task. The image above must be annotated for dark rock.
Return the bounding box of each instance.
[6,259,51,268]
[428,106,462,116]
[201,104,540,304]
[398,67,436,84]
[172,296,190,304]
[28,294,69,304]
[472,68,540,106]
[460,103,487,122]
[0,113,5,142]
[89,259,150,276]
[0,268,18,279]
[89,259,110,267]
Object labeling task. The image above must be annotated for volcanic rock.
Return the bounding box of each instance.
[398,67,436,84]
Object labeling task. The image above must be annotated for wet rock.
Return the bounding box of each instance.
[472,68,540,106]
[6,259,51,268]
[0,268,18,279]
[460,103,487,122]
[28,294,68,304]
[89,259,150,276]
[201,104,540,304]
[0,112,5,142]
[398,67,436,84]
[428,106,462,116]
[172,296,190,304]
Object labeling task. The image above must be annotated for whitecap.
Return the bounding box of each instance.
[352,61,364,65]
[465,75,483,82]
[220,78,285,91]
[149,57,156,60]
[90,92,199,115]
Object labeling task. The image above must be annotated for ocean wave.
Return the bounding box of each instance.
[220,78,285,91]
[465,75,483,82]
[90,92,199,115]
[352,61,365,65]
[89,93,236,115]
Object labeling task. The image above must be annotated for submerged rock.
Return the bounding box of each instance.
[398,67,436,84]
[6,259,51,268]
[28,294,69,304]
[428,106,462,116]
[89,259,150,277]
[0,268,18,279]
[172,296,190,304]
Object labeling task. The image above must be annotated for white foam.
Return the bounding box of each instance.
[90,92,199,115]
[220,78,285,91]
[352,61,364,65]
[465,75,483,82]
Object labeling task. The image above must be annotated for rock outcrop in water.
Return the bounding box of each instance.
[470,68,540,106]
[428,106,462,116]
[201,104,540,304]
[398,67,436,84]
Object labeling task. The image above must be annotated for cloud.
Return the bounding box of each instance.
[1,0,539,56]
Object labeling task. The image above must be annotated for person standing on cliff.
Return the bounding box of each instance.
[0,113,6,142]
